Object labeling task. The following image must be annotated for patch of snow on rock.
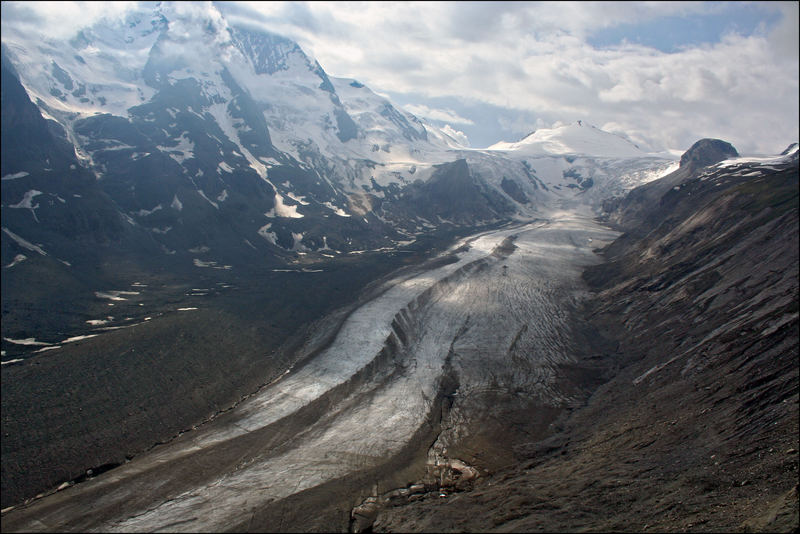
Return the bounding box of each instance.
[323,201,350,217]
[258,223,278,245]
[271,193,304,218]
[2,171,30,181]
[3,337,52,346]
[4,254,28,268]
[2,227,47,255]
[171,194,183,211]
[9,190,43,221]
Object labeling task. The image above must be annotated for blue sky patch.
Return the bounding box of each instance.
[587,4,782,52]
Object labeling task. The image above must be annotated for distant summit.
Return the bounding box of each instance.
[679,138,738,170]
[488,120,646,158]
[780,143,798,158]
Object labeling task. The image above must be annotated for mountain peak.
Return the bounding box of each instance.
[780,142,798,156]
[489,121,645,158]
[229,25,307,76]
[679,138,738,170]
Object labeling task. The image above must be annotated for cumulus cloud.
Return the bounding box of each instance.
[0,1,139,40]
[155,2,237,64]
[402,104,474,125]
[440,124,470,147]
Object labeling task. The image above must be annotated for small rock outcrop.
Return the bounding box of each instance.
[780,142,798,156]
[679,138,739,170]
[603,138,740,236]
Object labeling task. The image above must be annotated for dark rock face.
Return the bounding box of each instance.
[604,138,741,239]
[380,159,513,229]
[500,176,529,203]
[679,138,739,170]
[1,46,161,301]
[2,48,73,175]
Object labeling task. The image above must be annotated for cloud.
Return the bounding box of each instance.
[496,115,542,139]
[0,1,139,40]
[767,1,799,60]
[440,124,470,147]
[402,104,474,125]
[3,1,797,154]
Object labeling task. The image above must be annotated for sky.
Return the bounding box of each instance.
[2,1,798,154]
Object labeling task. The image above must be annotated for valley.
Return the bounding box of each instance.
[1,4,797,532]
[1,204,622,532]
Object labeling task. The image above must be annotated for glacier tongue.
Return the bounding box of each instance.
[3,205,620,532]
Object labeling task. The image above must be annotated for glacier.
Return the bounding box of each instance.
[1,203,621,532]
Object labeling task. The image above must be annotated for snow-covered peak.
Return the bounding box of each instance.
[422,121,470,150]
[1,4,335,118]
[1,6,166,118]
[330,76,446,146]
[1,3,677,219]
[331,76,474,151]
[229,26,314,78]
[488,120,647,158]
